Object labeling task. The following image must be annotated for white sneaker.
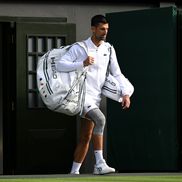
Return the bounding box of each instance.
[93,160,115,175]
[70,171,80,174]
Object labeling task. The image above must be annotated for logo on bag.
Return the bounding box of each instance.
[51,57,57,79]
[105,77,116,86]
[66,99,78,104]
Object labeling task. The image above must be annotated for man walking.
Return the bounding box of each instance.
[56,14,132,175]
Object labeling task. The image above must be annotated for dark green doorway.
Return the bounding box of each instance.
[1,17,77,174]
[106,6,179,172]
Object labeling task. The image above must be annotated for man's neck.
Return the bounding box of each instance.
[91,36,103,47]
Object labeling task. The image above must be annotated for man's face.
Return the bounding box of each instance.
[92,23,109,41]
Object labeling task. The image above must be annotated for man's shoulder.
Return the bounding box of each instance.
[104,41,113,48]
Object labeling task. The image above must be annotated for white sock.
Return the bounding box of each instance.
[94,150,104,164]
[70,161,82,173]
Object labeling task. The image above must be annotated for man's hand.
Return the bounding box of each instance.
[121,95,130,109]
[83,56,95,66]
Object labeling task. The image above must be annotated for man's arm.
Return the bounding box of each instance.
[109,46,133,109]
[56,44,86,72]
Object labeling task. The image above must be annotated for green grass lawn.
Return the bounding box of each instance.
[0,176,182,182]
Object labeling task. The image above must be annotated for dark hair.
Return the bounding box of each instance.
[91,15,108,26]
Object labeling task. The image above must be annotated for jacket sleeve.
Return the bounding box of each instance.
[109,46,134,96]
[56,44,86,72]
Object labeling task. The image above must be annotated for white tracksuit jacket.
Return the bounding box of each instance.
[56,37,131,115]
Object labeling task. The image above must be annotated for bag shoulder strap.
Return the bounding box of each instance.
[75,41,88,55]
[106,43,113,76]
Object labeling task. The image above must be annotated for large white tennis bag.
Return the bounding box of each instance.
[36,42,87,116]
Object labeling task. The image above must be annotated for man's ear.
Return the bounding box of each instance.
[91,26,96,34]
